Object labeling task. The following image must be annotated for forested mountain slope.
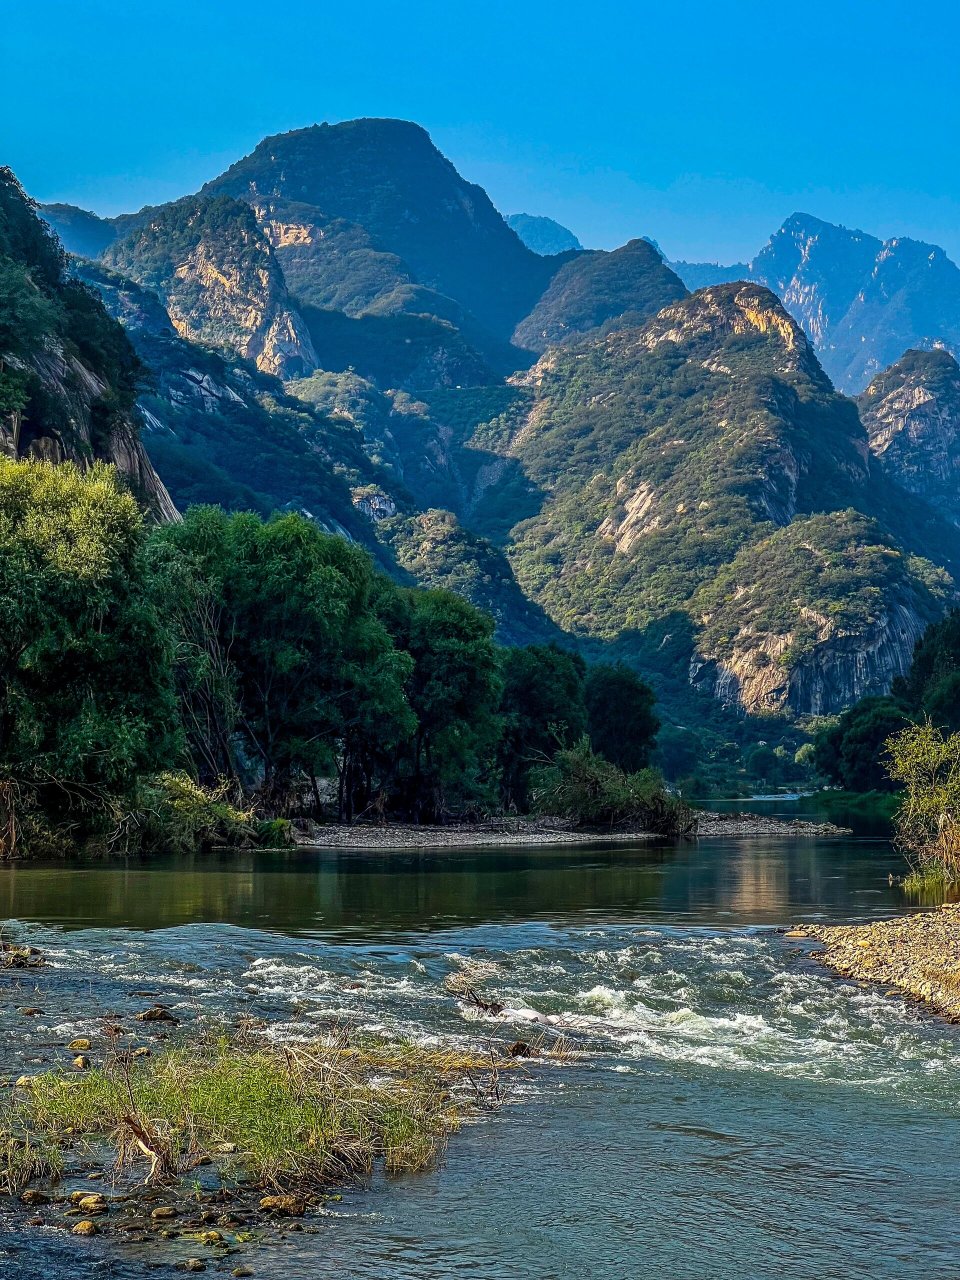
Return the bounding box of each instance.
[487,284,955,714]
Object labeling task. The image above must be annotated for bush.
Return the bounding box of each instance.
[886,720,960,883]
[128,772,291,855]
[529,737,691,834]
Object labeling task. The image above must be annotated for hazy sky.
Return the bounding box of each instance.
[6,0,960,263]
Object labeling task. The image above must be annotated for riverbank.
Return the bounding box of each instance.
[792,905,960,1020]
[294,810,850,849]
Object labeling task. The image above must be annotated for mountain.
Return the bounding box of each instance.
[485,283,954,715]
[672,213,960,392]
[506,214,582,255]
[39,203,118,259]
[101,196,318,379]
[512,239,688,353]
[30,127,960,732]
[858,348,960,524]
[826,238,960,392]
[200,119,557,342]
[0,168,174,518]
[748,213,882,348]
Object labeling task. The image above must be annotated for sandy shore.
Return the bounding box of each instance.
[790,905,960,1021]
[294,810,850,850]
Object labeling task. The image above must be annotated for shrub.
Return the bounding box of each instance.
[529,737,691,834]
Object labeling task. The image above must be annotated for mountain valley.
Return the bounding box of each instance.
[16,118,960,786]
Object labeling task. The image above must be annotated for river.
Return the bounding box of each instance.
[1,830,959,1279]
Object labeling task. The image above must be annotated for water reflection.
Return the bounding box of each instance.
[0,835,917,936]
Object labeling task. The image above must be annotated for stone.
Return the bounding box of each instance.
[151,1205,178,1219]
[137,1005,178,1024]
[232,1269,254,1278]
[258,1194,305,1217]
[77,1194,108,1214]
[20,1189,50,1205]
[183,1260,207,1273]
[72,1054,90,1070]
[68,1038,92,1052]
[199,1230,224,1245]
[72,1220,99,1236]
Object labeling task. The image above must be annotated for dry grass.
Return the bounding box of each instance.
[4,1030,517,1195]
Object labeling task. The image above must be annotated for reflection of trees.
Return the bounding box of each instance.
[0,836,903,935]
[0,845,681,935]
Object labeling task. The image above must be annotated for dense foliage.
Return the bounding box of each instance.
[512,239,687,353]
[886,721,960,884]
[0,461,178,854]
[0,460,676,855]
[0,168,142,460]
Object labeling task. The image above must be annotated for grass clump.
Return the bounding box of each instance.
[6,1032,509,1194]
[0,1129,63,1195]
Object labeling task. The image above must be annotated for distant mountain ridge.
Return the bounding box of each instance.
[506,213,582,255]
[672,213,960,391]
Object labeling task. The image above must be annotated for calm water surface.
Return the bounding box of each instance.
[1,830,958,1279]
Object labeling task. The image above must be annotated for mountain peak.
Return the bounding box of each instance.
[639,281,816,370]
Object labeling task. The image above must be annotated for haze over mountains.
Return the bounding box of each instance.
[13,116,960,756]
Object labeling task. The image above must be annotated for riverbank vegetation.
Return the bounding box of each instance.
[814,610,960,884]
[0,456,684,858]
[2,1032,510,1200]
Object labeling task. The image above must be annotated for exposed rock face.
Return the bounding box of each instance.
[692,597,930,716]
[827,238,960,392]
[103,197,317,379]
[505,214,583,256]
[77,261,394,546]
[512,239,688,353]
[749,213,882,348]
[0,344,177,522]
[858,348,960,523]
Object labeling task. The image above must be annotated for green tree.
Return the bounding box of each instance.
[0,459,178,854]
[498,644,586,810]
[380,587,503,822]
[529,737,691,834]
[152,507,410,815]
[814,697,911,792]
[584,663,659,772]
[886,720,960,882]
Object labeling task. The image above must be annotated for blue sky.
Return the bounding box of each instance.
[5,0,960,263]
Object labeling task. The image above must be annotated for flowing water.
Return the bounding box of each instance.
[1,832,959,1279]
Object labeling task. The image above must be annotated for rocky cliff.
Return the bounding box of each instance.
[0,168,174,518]
[858,347,960,523]
[102,197,318,379]
[76,261,392,546]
